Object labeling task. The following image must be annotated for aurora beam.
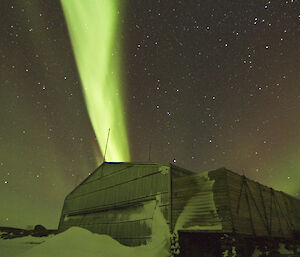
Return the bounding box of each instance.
[61,0,130,161]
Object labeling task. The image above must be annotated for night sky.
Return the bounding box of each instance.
[1,0,299,228]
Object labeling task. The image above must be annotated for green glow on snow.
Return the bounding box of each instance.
[61,0,130,161]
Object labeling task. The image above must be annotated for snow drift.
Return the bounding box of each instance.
[17,205,170,257]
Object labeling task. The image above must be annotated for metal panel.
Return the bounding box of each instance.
[59,162,300,248]
[226,169,298,238]
[61,200,155,245]
[59,162,171,246]
[171,165,195,179]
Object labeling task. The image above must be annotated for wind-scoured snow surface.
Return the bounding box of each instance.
[1,205,298,257]
[1,231,298,257]
[0,233,48,257]
[8,205,170,257]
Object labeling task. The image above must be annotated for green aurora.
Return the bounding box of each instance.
[61,0,130,162]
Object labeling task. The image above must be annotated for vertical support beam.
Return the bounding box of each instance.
[225,170,236,233]
[169,165,173,233]
[236,176,245,216]
[244,182,256,237]
[258,183,270,235]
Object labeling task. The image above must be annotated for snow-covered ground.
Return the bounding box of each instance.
[0,233,48,257]
[0,205,170,257]
[0,228,299,257]
[0,226,169,257]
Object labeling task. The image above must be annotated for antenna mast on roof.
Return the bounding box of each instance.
[103,128,110,162]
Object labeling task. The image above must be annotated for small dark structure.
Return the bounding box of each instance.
[59,162,300,256]
[0,225,57,239]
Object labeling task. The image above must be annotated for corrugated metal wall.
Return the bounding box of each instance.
[59,163,300,246]
[225,169,298,238]
[286,194,300,233]
[59,163,171,246]
[171,168,300,239]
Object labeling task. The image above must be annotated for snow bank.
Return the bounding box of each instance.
[17,204,170,257]
[0,235,47,257]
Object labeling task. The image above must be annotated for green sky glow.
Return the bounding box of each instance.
[265,148,300,196]
[61,0,130,162]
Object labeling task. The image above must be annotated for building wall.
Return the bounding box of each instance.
[59,162,171,246]
[171,170,223,233]
[59,163,300,246]
[225,169,298,238]
[171,168,300,238]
